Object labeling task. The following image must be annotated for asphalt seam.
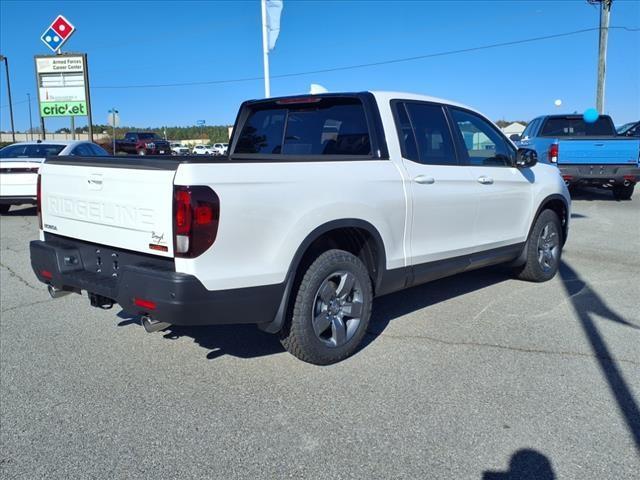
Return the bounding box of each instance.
[0,262,38,290]
[365,330,640,366]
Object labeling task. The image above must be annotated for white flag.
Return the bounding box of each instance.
[266,0,283,51]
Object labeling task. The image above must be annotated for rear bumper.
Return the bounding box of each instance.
[29,238,284,326]
[559,164,640,186]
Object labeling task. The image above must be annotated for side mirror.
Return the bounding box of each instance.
[515,148,537,168]
[509,134,521,142]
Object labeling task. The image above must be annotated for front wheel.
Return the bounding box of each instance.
[514,209,563,282]
[613,184,634,201]
[280,249,373,365]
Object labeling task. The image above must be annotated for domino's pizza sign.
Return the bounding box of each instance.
[41,15,75,52]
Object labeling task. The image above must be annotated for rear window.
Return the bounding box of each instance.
[234,97,371,156]
[540,117,615,137]
[0,143,65,159]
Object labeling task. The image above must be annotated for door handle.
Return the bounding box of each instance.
[477,176,494,185]
[414,175,435,184]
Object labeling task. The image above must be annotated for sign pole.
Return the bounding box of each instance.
[83,53,93,142]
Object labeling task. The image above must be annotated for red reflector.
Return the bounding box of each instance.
[37,174,43,229]
[276,96,322,105]
[562,175,573,180]
[148,244,168,252]
[623,175,635,181]
[133,297,157,310]
[41,270,52,280]
[195,205,213,225]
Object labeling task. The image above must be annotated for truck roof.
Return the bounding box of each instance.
[245,91,482,116]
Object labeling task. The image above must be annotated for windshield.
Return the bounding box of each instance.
[540,117,615,137]
[0,143,66,159]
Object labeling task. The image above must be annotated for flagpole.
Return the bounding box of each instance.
[261,0,271,98]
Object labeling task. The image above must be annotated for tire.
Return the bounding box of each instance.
[137,149,146,156]
[612,184,634,201]
[514,209,563,282]
[0,204,10,214]
[280,249,373,365]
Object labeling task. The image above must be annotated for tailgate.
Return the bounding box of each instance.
[558,139,640,165]
[40,157,177,257]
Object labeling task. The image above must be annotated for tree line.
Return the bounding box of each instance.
[55,124,231,142]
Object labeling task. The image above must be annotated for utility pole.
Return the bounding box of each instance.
[0,55,16,142]
[593,0,612,114]
[27,93,33,140]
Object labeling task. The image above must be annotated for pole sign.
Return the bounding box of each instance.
[41,15,75,53]
[196,120,206,126]
[35,55,88,117]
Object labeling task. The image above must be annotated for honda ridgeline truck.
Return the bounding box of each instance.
[30,92,570,364]
[514,114,640,200]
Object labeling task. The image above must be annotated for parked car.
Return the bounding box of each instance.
[617,121,640,137]
[170,143,191,155]
[192,144,214,155]
[0,140,107,214]
[212,143,228,155]
[515,115,640,200]
[114,132,171,156]
[30,91,570,364]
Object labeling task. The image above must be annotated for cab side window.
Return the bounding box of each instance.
[450,108,514,167]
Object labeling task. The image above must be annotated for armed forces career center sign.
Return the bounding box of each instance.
[35,55,89,117]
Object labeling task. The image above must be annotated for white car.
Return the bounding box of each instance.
[31,91,570,364]
[192,145,214,155]
[211,143,228,155]
[170,143,190,155]
[0,140,107,214]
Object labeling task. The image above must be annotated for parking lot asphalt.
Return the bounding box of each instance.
[1,188,639,479]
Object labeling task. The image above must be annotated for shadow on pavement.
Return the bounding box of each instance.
[365,265,509,340]
[569,186,626,202]
[2,206,37,216]
[116,266,510,361]
[482,449,556,479]
[559,261,640,452]
[116,311,284,360]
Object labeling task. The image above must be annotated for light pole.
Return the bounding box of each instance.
[0,54,16,142]
[27,93,34,140]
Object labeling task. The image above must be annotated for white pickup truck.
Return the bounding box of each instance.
[30,92,570,364]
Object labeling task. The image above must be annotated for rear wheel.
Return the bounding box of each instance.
[514,209,563,282]
[280,249,373,365]
[0,205,10,214]
[612,184,634,200]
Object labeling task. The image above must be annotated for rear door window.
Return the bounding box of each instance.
[399,102,457,165]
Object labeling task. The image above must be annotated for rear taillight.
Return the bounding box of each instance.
[548,143,559,163]
[173,185,220,258]
[37,174,42,229]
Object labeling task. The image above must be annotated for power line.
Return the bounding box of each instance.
[91,25,640,90]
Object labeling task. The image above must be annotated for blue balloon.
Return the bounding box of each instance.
[583,108,599,124]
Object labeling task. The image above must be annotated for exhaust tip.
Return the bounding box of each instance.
[48,285,71,299]
[141,315,171,333]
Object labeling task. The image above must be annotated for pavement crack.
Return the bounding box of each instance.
[366,330,639,366]
[1,298,52,314]
[0,262,38,290]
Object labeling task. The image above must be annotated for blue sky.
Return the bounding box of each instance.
[1,0,639,132]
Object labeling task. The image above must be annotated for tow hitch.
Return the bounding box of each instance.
[89,292,114,309]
